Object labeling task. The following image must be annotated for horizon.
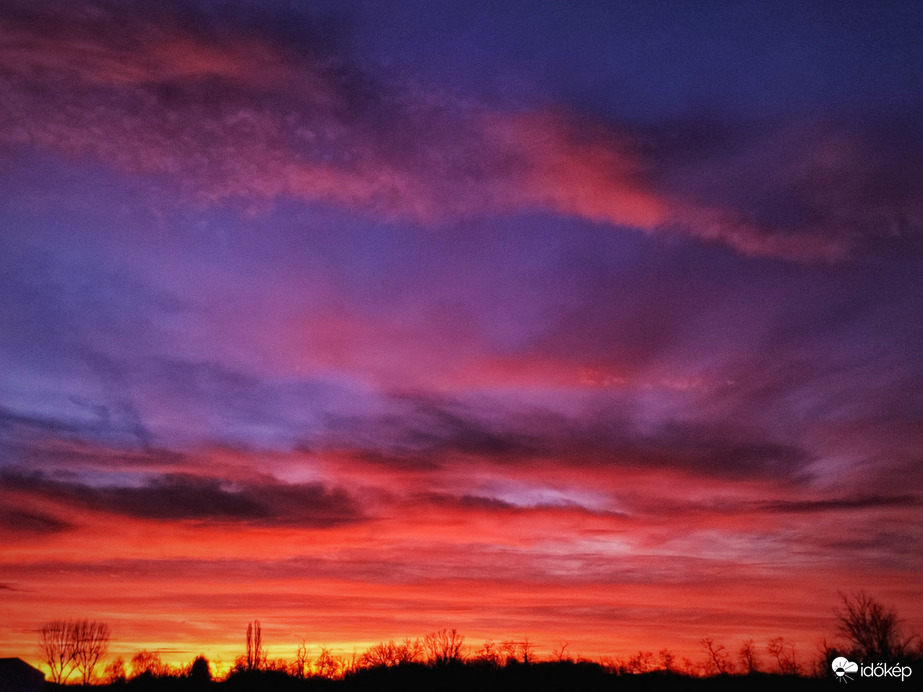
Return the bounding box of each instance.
[1,0,921,677]
[11,609,910,680]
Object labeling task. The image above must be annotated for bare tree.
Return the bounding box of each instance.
[245,620,265,671]
[130,650,169,678]
[424,629,465,665]
[658,648,676,672]
[361,638,423,668]
[360,641,394,668]
[767,637,800,675]
[73,619,110,684]
[39,619,110,684]
[552,642,571,663]
[314,646,342,678]
[835,591,910,661]
[400,638,424,664]
[520,638,534,664]
[700,638,733,675]
[499,639,533,664]
[39,620,79,684]
[499,640,518,664]
[474,639,500,666]
[292,640,310,679]
[626,651,655,674]
[102,657,126,684]
[738,638,760,674]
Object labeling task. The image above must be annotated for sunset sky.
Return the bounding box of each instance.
[2,0,922,675]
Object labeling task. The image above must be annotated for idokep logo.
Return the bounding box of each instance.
[832,656,913,683]
[832,657,859,683]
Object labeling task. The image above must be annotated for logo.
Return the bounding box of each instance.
[832,657,859,683]
[831,657,913,683]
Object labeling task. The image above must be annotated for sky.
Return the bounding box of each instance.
[1,0,922,675]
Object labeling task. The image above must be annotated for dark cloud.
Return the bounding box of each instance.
[0,404,86,439]
[650,114,923,258]
[647,493,923,521]
[622,422,813,480]
[451,494,519,512]
[0,471,363,527]
[0,404,186,475]
[0,507,73,534]
[320,393,814,482]
[323,394,538,464]
[759,494,921,514]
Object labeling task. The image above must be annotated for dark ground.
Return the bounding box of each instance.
[46,663,852,691]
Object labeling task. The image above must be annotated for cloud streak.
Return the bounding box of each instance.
[5,1,912,261]
[0,470,363,527]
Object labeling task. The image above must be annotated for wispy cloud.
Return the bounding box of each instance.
[4,1,911,261]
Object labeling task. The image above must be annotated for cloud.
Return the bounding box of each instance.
[322,393,814,481]
[420,491,628,518]
[0,0,303,88]
[651,116,923,259]
[3,0,907,261]
[0,507,73,534]
[321,394,539,464]
[758,494,922,514]
[0,471,363,527]
[0,402,186,474]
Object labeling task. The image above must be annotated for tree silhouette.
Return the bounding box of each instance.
[130,650,169,678]
[658,648,676,672]
[314,646,343,678]
[626,650,655,673]
[738,638,760,674]
[245,620,265,671]
[552,642,572,663]
[102,657,126,684]
[39,618,110,684]
[499,638,534,664]
[292,640,309,678]
[361,638,423,667]
[700,637,733,675]
[73,619,110,684]
[188,655,211,683]
[423,628,465,665]
[39,620,78,683]
[835,591,910,661]
[767,636,800,675]
[473,639,500,666]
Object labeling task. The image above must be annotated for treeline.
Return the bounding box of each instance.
[50,655,834,692]
[38,593,921,688]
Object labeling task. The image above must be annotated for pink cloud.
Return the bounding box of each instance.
[0,7,858,262]
[0,4,301,88]
[3,437,921,672]
[477,110,668,229]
